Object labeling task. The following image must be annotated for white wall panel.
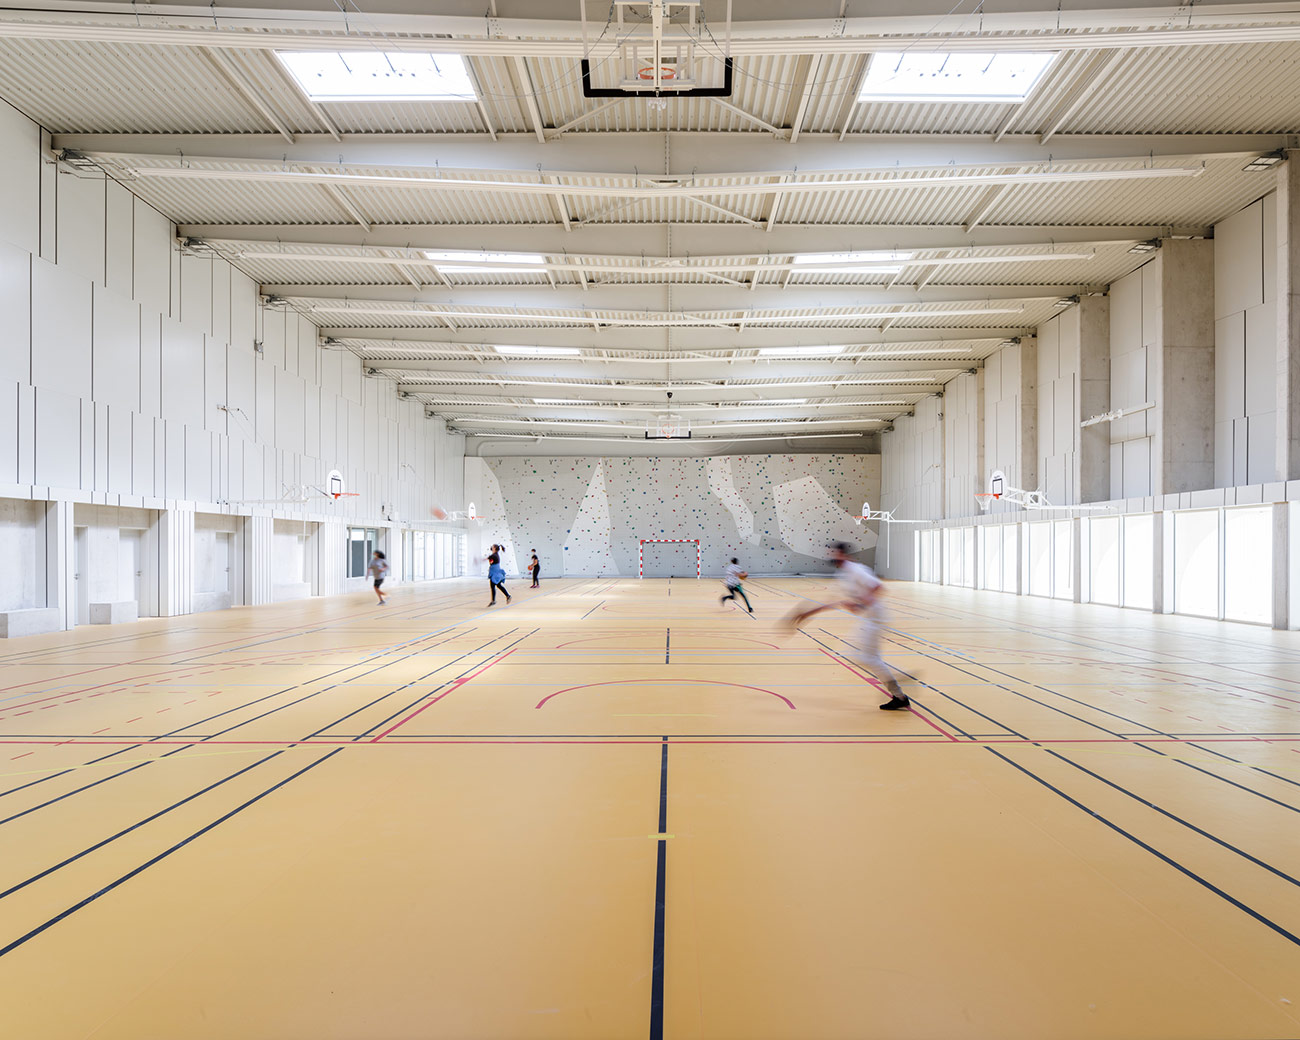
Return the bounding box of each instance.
[261,307,286,369]
[203,336,227,434]
[1244,302,1276,416]
[31,257,92,399]
[132,201,172,318]
[1248,413,1276,484]
[34,387,80,489]
[0,379,18,485]
[230,271,256,354]
[108,405,131,491]
[1122,438,1149,498]
[180,253,213,335]
[139,312,161,419]
[0,102,39,254]
[0,240,31,385]
[1215,313,1245,421]
[92,288,140,411]
[225,346,255,440]
[254,357,275,442]
[54,171,105,286]
[103,180,133,299]
[274,369,306,456]
[161,316,204,423]
[185,426,212,502]
[131,412,153,496]
[1233,416,1249,479]
[1262,192,1277,304]
[1109,270,1142,355]
[211,259,231,346]
[16,383,33,485]
[1214,201,1264,318]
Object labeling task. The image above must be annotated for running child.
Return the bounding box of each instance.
[788,542,908,710]
[368,550,389,606]
[487,546,511,607]
[720,558,753,613]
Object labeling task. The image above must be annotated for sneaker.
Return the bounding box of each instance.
[747,608,754,614]
[879,696,911,711]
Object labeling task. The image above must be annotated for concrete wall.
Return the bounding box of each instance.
[1215,194,1278,487]
[0,98,467,629]
[466,453,880,577]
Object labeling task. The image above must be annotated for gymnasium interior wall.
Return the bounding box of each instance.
[879,187,1300,629]
[0,99,466,633]
[463,454,881,578]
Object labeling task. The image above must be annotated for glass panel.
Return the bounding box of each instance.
[1090,516,1121,606]
[1173,510,1220,618]
[1053,520,1073,600]
[1224,507,1273,624]
[983,526,1002,591]
[1121,514,1154,610]
[1002,525,1019,593]
[962,529,976,588]
[1028,522,1051,597]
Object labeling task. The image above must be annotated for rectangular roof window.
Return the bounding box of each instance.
[425,250,547,273]
[495,345,581,356]
[757,346,845,357]
[791,250,913,273]
[277,51,477,102]
[859,51,1056,104]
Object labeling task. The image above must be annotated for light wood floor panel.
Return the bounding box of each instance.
[1,576,1299,1038]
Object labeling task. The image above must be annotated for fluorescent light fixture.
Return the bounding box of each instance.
[1242,150,1285,172]
[532,397,591,404]
[737,398,808,405]
[858,51,1056,104]
[494,345,581,356]
[791,250,913,273]
[1127,240,1160,254]
[424,250,547,272]
[757,346,845,357]
[276,51,477,102]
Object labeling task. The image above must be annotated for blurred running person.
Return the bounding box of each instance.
[529,549,541,589]
[369,550,389,606]
[788,542,908,710]
[487,546,511,607]
[719,558,753,613]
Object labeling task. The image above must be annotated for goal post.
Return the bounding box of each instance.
[638,538,701,579]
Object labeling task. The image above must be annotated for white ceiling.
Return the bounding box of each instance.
[2,0,1296,450]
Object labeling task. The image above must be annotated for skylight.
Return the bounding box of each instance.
[277,51,477,102]
[791,251,913,273]
[858,51,1056,104]
[737,399,807,405]
[532,398,590,404]
[424,250,547,272]
[495,345,581,357]
[757,346,846,357]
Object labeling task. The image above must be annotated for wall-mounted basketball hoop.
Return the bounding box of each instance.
[646,415,691,441]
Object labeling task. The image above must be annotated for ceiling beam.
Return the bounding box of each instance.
[335,329,1011,351]
[85,155,1211,200]
[9,4,1300,55]
[264,284,1074,309]
[181,224,1199,253]
[53,132,1291,174]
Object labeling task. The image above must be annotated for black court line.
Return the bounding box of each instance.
[665,629,670,665]
[987,747,1300,950]
[0,744,140,801]
[581,601,604,619]
[0,748,343,959]
[650,735,668,1040]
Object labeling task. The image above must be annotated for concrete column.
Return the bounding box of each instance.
[1154,510,1175,613]
[1276,154,1300,480]
[1076,296,1112,502]
[151,507,194,617]
[1018,337,1039,494]
[1155,239,1216,494]
[41,498,75,631]
[241,514,274,606]
[1071,516,1086,604]
[1273,502,1290,630]
[310,520,347,597]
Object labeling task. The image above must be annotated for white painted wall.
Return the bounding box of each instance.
[1108,262,1158,498]
[0,98,467,628]
[1215,194,1278,487]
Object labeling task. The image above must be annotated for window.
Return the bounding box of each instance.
[982,526,1003,592]
[858,51,1056,104]
[1224,507,1273,624]
[348,527,379,578]
[277,51,477,102]
[1028,522,1051,598]
[1090,516,1121,606]
[1122,514,1154,611]
[1173,510,1220,619]
[1052,520,1073,601]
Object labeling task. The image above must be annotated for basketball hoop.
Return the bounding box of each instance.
[638,65,677,80]
[976,469,1006,511]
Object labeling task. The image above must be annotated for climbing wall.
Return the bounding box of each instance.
[478,454,880,577]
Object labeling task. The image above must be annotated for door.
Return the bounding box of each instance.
[119,529,144,603]
[215,532,233,593]
[74,526,89,626]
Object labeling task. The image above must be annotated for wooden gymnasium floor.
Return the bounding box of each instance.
[1,576,1300,1040]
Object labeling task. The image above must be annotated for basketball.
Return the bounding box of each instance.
[431,506,448,520]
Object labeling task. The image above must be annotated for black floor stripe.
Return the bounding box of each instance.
[987,747,1300,949]
[650,735,668,1040]
[0,748,342,959]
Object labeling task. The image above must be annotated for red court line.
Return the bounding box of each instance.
[819,649,959,742]
[535,678,796,710]
[369,648,519,742]
[0,735,1298,747]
